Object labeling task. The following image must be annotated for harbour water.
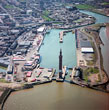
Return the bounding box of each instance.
[4,11,109,110]
[0,68,6,72]
[39,29,77,71]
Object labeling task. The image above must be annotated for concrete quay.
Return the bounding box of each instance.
[56,66,67,82]
[27,68,56,83]
[59,30,75,43]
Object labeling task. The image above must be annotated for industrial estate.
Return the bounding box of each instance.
[0,0,109,109]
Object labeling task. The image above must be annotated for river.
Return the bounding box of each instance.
[4,10,109,110]
[99,27,109,76]
[80,10,109,23]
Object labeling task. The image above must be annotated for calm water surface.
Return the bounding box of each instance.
[80,10,109,23]
[40,29,77,71]
[0,68,6,72]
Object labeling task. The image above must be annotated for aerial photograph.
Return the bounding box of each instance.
[0,0,109,110]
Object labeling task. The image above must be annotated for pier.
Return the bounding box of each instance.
[59,30,75,43]
[70,68,88,87]
[59,31,64,43]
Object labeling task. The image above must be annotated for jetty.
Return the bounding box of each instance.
[70,68,88,87]
[59,31,64,43]
[59,30,75,43]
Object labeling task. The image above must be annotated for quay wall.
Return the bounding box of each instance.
[54,22,95,30]
[0,80,53,110]
[0,88,14,110]
[70,80,109,93]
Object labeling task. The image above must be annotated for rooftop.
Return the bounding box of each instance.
[80,40,92,48]
[37,27,45,32]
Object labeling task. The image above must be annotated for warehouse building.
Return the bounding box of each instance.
[80,40,94,53]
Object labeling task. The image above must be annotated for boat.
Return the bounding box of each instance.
[46,30,51,34]
[72,30,75,34]
[81,85,85,87]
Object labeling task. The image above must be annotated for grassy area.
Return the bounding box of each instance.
[43,10,50,16]
[75,4,95,10]
[84,67,99,74]
[96,74,101,82]
[0,79,8,83]
[75,4,108,16]
[42,15,54,21]
[87,60,94,66]
[74,18,84,23]
[5,5,13,9]
[84,74,89,82]
[53,22,63,24]
[42,10,55,21]
[0,66,7,70]
[83,67,99,82]
[19,0,26,2]
[102,2,109,5]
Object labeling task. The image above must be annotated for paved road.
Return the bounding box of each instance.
[0,4,19,25]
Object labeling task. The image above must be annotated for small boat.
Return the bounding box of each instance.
[81,85,85,87]
[46,30,50,34]
[72,30,75,34]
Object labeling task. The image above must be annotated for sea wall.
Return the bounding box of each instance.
[0,88,14,110]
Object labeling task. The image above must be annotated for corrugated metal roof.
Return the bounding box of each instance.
[80,40,92,48]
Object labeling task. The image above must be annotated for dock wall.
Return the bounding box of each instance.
[0,88,13,110]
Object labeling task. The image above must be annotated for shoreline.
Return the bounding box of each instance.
[0,67,7,71]
[0,88,14,110]
[0,75,109,110]
[82,24,109,89]
[93,23,109,80]
[0,24,109,100]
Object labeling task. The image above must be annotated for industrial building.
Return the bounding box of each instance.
[37,27,46,33]
[80,40,94,53]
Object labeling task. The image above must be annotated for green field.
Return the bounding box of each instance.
[0,79,8,83]
[0,66,7,70]
[83,67,99,82]
[43,10,50,16]
[42,10,55,21]
[19,0,26,2]
[103,2,109,5]
[5,5,13,9]
[75,4,95,10]
[42,15,53,21]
